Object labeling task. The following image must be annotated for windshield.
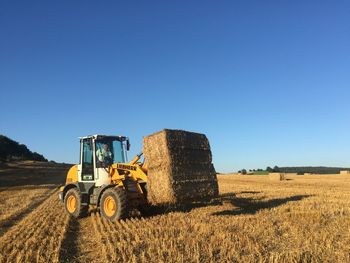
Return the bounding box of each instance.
[95,138,126,168]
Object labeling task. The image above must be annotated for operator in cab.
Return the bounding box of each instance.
[96,143,113,167]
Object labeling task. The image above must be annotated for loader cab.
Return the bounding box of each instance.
[78,135,129,186]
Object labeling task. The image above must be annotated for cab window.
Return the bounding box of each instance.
[81,138,94,180]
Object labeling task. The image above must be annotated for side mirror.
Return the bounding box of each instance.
[126,139,130,151]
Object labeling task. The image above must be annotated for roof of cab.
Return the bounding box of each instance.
[79,135,128,140]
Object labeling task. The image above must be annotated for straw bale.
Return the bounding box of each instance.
[269,173,286,181]
[143,129,218,205]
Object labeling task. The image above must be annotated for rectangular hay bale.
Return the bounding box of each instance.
[268,173,286,181]
[340,170,350,175]
[143,129,219,205]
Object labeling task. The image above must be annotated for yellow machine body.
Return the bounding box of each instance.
[59,154,148,208]
[58,135,150,220]
[65,165,78,184]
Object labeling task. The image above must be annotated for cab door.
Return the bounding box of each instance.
[81,138,94,181]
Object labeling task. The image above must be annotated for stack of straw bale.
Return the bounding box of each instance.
[143,129,219,205]
[340,170,350,175]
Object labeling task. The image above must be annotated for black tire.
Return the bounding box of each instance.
[64,188,88,218]
[100,187,127,221]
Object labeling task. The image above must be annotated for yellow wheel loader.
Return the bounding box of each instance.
[59,135,149,221]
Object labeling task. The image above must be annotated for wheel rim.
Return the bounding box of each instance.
[67,195,76,213]
[104,196,116,217]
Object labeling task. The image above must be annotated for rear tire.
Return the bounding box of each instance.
[100,187,127,221]
[64,188,88,218]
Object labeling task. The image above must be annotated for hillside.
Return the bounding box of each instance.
[0,135,47,162]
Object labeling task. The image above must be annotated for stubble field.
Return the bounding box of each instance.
[0,161,350,262]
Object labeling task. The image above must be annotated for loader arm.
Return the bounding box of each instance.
[110,162,148,183]
[109,152,148,198]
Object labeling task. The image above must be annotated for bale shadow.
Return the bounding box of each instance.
[237,191,261,194]
[140,198,222,218]
[108,191,310,219]
[212,193,311,216]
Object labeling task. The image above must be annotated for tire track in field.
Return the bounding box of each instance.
[59,212,108,263]
[0,187,58,236]
[91,212,114,262]
[58,217,79,263]
[0,191,70,263]
[75,213,108,263]
[90,215,148,262]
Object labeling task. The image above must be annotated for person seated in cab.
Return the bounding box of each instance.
[96,143,113,167]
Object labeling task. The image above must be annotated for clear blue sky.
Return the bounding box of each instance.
[1,1,349,172]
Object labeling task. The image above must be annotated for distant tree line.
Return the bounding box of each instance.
[238,168,266,175]
[268,166,350,175]
[0,135,47,162]
[265,166,350,174]
[238,166,350,175]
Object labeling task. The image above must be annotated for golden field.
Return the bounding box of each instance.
[1,162,350,262]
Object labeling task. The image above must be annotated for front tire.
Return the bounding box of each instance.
[64,188,88,218]
[100,187,127,221]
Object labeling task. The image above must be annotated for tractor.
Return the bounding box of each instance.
[58,135,148,221]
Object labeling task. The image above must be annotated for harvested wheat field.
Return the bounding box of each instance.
[1,162,350,262]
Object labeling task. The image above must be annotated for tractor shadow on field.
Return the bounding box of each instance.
[139,192,311,218]
[58,218,79,262]
[212,193,312,216]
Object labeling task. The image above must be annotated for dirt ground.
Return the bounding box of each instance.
[0,161,350,262]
